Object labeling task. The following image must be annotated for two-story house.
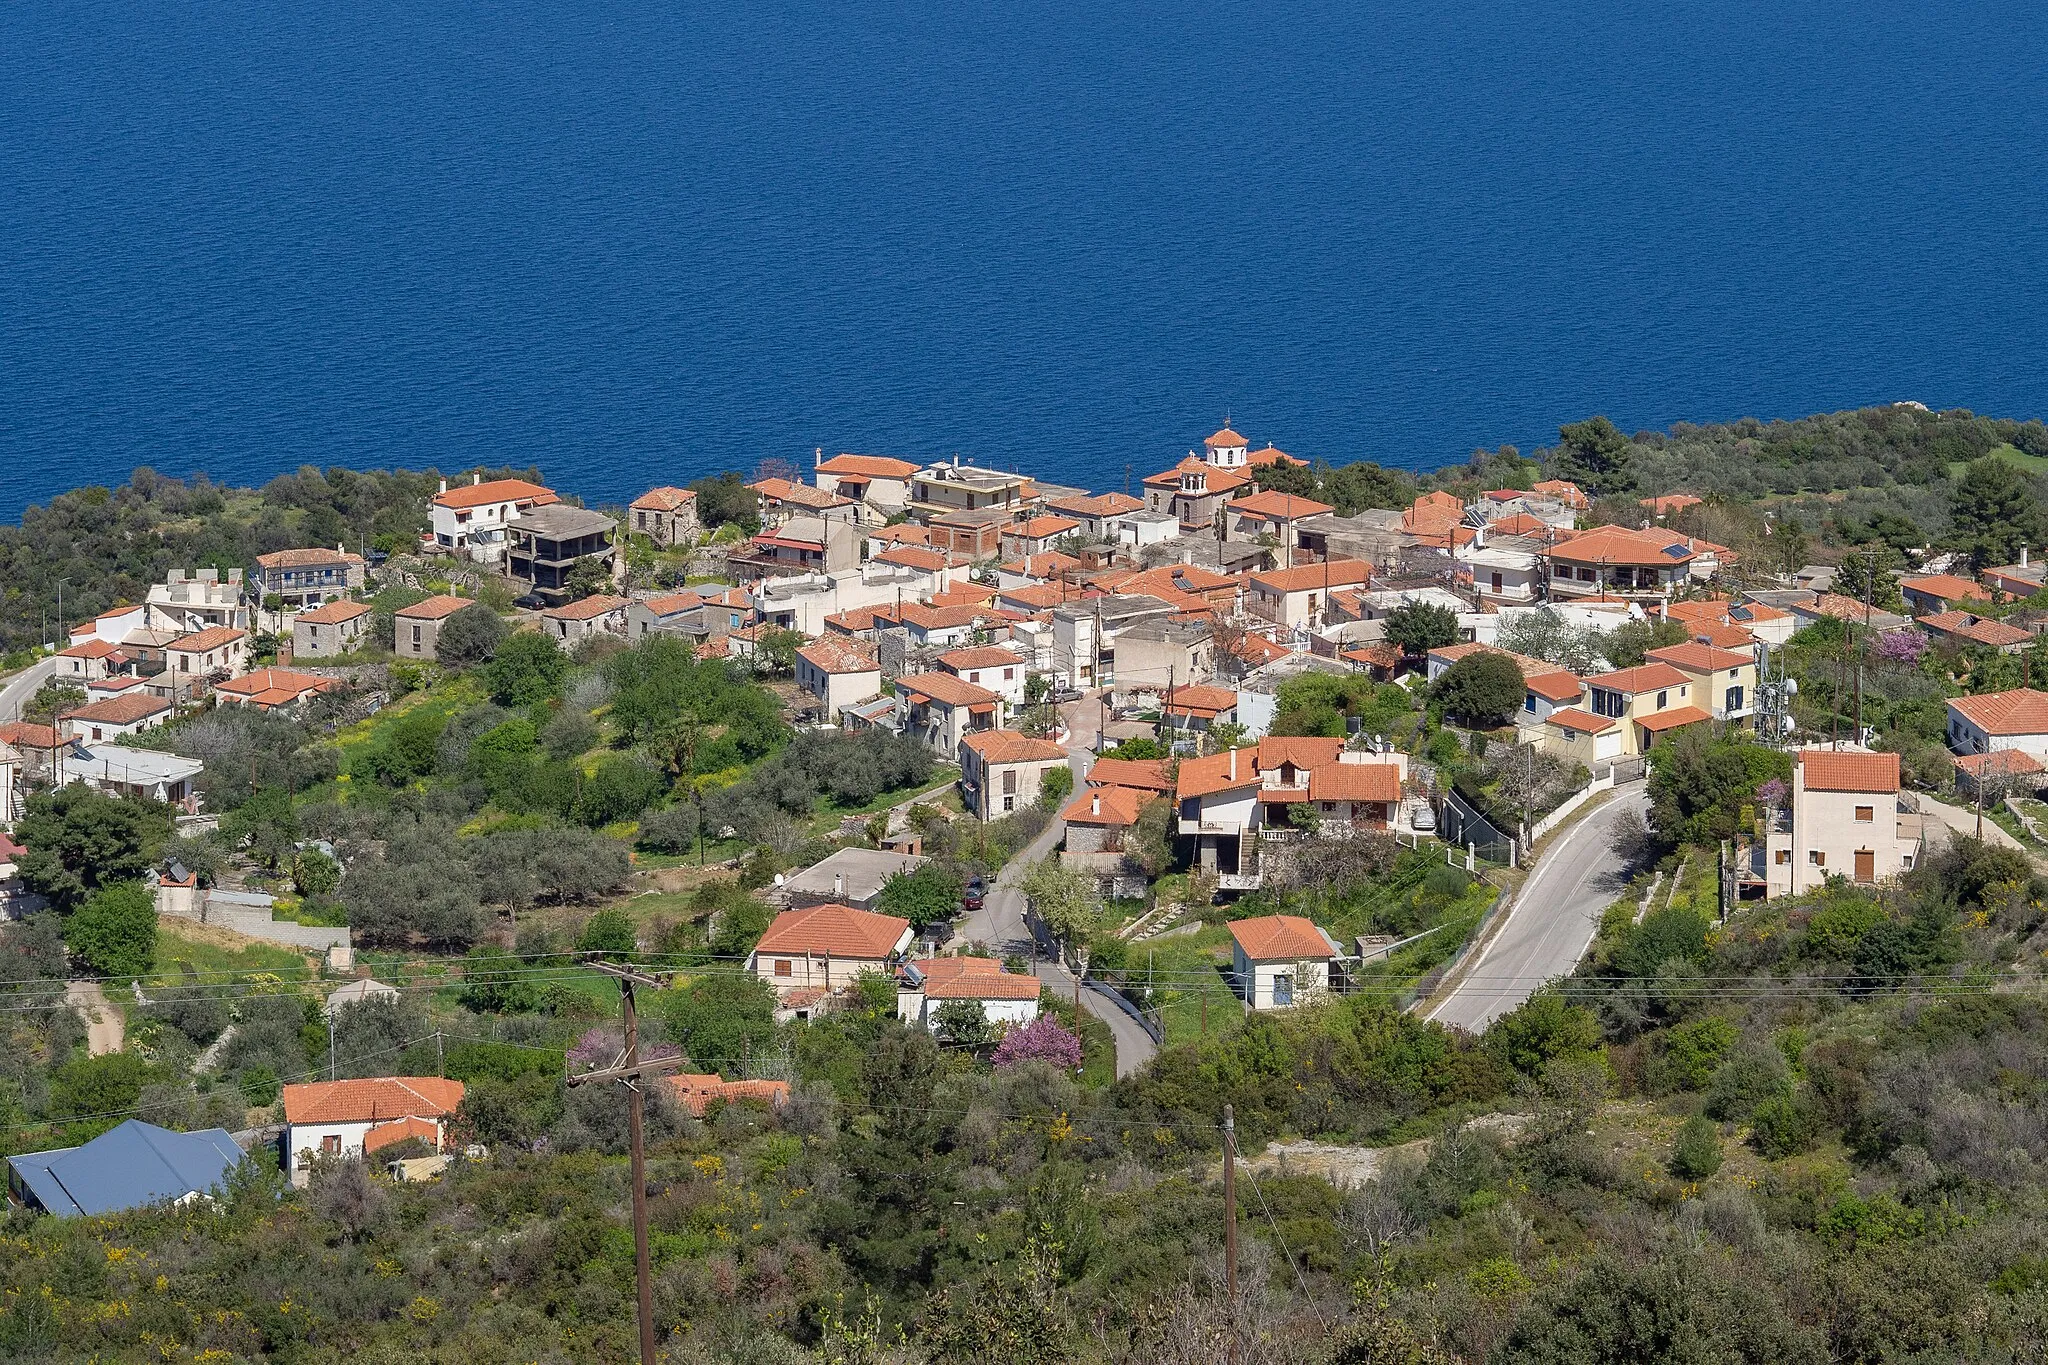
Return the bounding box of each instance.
[1226,490,1336,561]
[749,903,913,1008]
[1763,749,1921,897]
[896,672,1005,754]
[1244,560,1377,632]
[291,599,373,658]
[429,476,557,564]
[392,594,473,660]
[539,595,630,650]
[1643,641,1757,723]
[249,548,366,616]
[935,645,1027,708]
[1540,662,1711,761]
[1043,491,1146,542]
[1545,525,1718,603]
[957,729,1068,819]
[796,635,883,720]
[506,505,617,604]
[627,487,699,546]
[813,453,921,518]
[1946,687,2048,759]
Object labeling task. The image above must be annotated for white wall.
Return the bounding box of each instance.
[1231,944,1334,1010]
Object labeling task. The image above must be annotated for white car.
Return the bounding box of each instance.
[1409,805,1437,834]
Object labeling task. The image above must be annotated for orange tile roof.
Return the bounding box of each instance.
[1645,642,1753,672]
[1546,524,1699,568]
[1248,444,1305,467]
[749,477,852,509]
[1226,632,1293,667]
[1084,757,1171,793]
[1307,762,1402,803]
[896,671,1002,708]
[1063,784,1156,826]
[1121,562,1239,597]
[638,590,704,616]
[214,668,335,701]
[1548,708,1618,734]
[797,636,879,674]
[1206,426,1249,447]
[282,1077,464,1125]
[363,1115,443,1154]
[61,694,170,726]
[1256,736,1344,771]
[875,544,954,572]
[1228,914,1336,961]
[1954,749,2044,779]
[696,637,731,659]
[1797,748,1901,793]
[817,453,920,479]
[754,903,910,960]
[1231,489,1334,520]
[1727,602,1788,625]
[1532,479,1590,508]
[59,639,122,659]
[1247,559,1376,595]
[1948,688,2048,736]
[1902,573,1991,604]
[294,599,372,624]
[869,523,935,547]
[1045,491,1146,517]
[1000,551,1084,580]
[1009,515,1081,539]
[1162,683,1239,718]
[543,594,629,622]
[1176,747,1262,798]
[1525,671,1586,702]
[1584,663,1690,693]
[1690,623,1757,650]
[0,722,62,749]
[1635,704,1714,734]
[666,1073,793,1116]
[1917,612,2032,648]
[630,485,697,512]
[897,602,989,631]
[915,956,1043,1000]
[1143,455,1254,493]
[997,583,1078,610]
[930,585,999,608]
[1342,642,1405,670]
[938,645,1024,672]
[1640,493,1702,516]
[395,594,472,621]
[168,626,247,653]
[959,728,1066,765]
[1663,598,1734,625]
[1486,512,1553,537]
[432,478,556,511]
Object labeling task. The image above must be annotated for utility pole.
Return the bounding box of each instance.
[1223,1104,1239,1365]
[568,961,691,1365]
[328,1013,336,1081]
[435,1030,445,1077]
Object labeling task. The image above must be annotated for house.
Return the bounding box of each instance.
[67,605,149,651]
[540,594,630,649]
[1175,739,1406,883]
[907,459,1038,521]
[291,599,373,658]
[1519,667,1591,734]
[796,635,883,718]
[749,903,914,1003]
[429,476,558,564]
[750,476,860,525]
[1953,748,2048,799]
[1946,687,2048,759]
[146,568,249,635]
[958,729,1068,819]
[737,515,861,576]
[1245,560,1377,631]
[1161,683,1240,733]
[1981,558,2046,600]
[58,741,205,809]
[628,487,700,546]
[896,957,1041,1032]
[1228,915,1343,1010]
[1916,611,2033,654]
[997,551,1085,590]
[1051,594,1178,689]
[1544,525,1717,602]
[1641,492,1703,520]
[665,1074,792,1117]
[813,452,921,518]
[1226,490,1335,557]
[1083,756,1172,796]
[392,594,473,659]
[1044,491,1146,542]
[936,645,1027,707]
[0,722,64,785]
[628,589,750,642]
[1762,750,1921,898]
[280,1077,465,1182]
[1142,454,1253,533]
[1900,573,1992,616]
[873,544,970,596]
[1061,783,1159,856]
[324,978,400,1017]
[1000,515,1083,560]
[925,506,1015,559]
[1538,706,1630,766]
[1786,593,1908,633]
[211,667,339,712]
[1117,562,1242,615]
[57,692,170,742]
[1572,662,1712,756]
[165,627,250,689]
[7,1120,243,1217]
[1531,478,1590,510]
[780,847,928,911]
[1643,641,1757,723]
[54,638,128,683]
[1116,617,1217,694]
[1458,542,1544,605]
[507,504,617,604]
[249,548,366,614]
[897,672,1005,754]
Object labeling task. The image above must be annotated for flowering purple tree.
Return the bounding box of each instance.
[990,1016,1083,1071]
[1755,777,1789,810]
[567,1026,681,1072]
[1874,629,1929,665]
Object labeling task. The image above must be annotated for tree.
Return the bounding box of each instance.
[1601,617,1688,668]
[1484,987,1600,1077]
[932,998,994,1048]
[1038,765,1074,811]
[875,863,964,932]
[576,906,638,956]
[458,943,540,1013]
[1020,860,1096,950]
[1950,455,2046,568]
[64,881,156,977]
[220,785,298,870]
[990,1016,1081,1069]
[24,680,86,726]
[753,627,806,678]
[293,848,341,899]
[482,632,569,707]
[434,603,509,669]
[1550,415,1636,497]
[1669,1115,1723,1179]
[1433,652,1525,726]
[660,973,777,1075]
[563,555,614,601]
[688,471,761,531]
[1496,607,1606,674]
[1647,731,1791,847]
[1833,545,1904,610]
[15,785,172,912]
[1382,601,1459,657]
[572,755,662,828]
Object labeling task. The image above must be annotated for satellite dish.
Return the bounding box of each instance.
[1783,678,1799,697]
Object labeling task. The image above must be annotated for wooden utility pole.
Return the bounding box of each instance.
[568,961,690,1365]
[1223,1104,1239,1365]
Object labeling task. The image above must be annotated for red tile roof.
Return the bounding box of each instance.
[213,668,336,702]
[1917,612,2033,648]
[797,636,879,675]
[282,1077,464,1125]
[754,904,910,960]
[0,722,62,749]
[959,729,1066,765]
[875,545,955,572]
[1256,736,1345,771]
[1248,444,1305,467]
[1000,551,1084,580]
[1690,623,1757,650]
[432,478,556,511]
[1584,663,1690,693]
[1546,525,1699,568]
[363,1115,443,1154]
[1948,688,2048,736]
[1163,683,1239,719]
[1645,642,1754,672]
[1635,704,1714,734]
[1797,748,1901,793]
[59,639,122,659]
[638,590,704,616]
[630,486,697,512]
[1084,757,1171,793]
[665,1073,793,1116]
[912,957,1043,1000]
[61,694,170,726]
[1247,559,1376,595]
[1228,914,1336,961]
[1061,784,1156,826]
[168,626,247,653]
[1176,747,1262,798]
[1532,479,1590,508]
[1954,749,2044,779]
[1142,455,1254,493]
[748,477,852,508]
[1640,493,1703,516]
[395,594,472,621]
[1902,573,1992,604]
[256,547,364,569]
[294,599,373,625]
[1547,708,1618,734]
[1206,426,1249,447]
[1307,762,1402,803]
[896,671,1001,708]
[938,645,1024,672]
[1009,515,1081,539]
[817,453,920,479]
[543,594,629,622]
[1045,491,1145,517]
[1524,672,1586,703]
[1230,489,1334,520]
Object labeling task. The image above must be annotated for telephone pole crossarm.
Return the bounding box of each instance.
[583,959,671,990]
[566,1052,693,1088]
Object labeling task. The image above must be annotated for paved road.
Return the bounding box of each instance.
[0,658,57,721]
[1427,785,1648,1034]
[1914,792,2028,855]
[1035,960,1156,1078]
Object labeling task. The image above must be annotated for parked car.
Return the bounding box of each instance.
[962,882,985,912]
[1410,805,1437,834]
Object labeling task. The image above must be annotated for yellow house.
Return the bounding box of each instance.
[1643,641,1757,726]
[1539,662,1712,759]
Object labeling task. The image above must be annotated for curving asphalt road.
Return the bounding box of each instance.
[0,658,58,721]
[1426,785,1648,1034]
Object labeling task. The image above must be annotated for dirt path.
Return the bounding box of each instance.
[66,979,124,1056]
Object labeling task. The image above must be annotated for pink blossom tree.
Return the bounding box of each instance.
[1874,629,1928,665]
[1755,777,1789,810]
[990,1016,1083,1071]
[567,1026,681,1072]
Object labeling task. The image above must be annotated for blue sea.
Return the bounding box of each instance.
[6,0,2048,524]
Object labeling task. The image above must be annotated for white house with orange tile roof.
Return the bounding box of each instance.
[1000,515,1083,561]
[813,452,921,517]
[749,903,913,1000]
[1226,489,1336,556]
[936,645,1027,707]
[280,1077,465,1182]
[1644,641,1757,723]
[429,475,557,564]
[896,956,1042,1031]
[55,638,127,683]
[749,476,860,526]
[1762,749,1919,899]
[897,671,1005,755]
[540,594,630,649]
[60,693,171,743]
[1545,525,1719,602]
[1540,662,1712,757]
[165,627,250,690]
[1245,559,1377,631]
[796,635,882,718]
[1043,490,1146,541]
[1900,573,1992,616]
[628,486,700,546]
[1175,739,1408,883]
[958,728,1067,819]
[1161,682,1240,733]
[1229,915,1344,1010]
[1917,611,2034,654]
[1946,687,2048,759]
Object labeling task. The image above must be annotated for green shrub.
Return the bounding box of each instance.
[1668,1114,1723,1179]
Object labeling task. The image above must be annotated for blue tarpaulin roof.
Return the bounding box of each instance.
[8,1120,243,1216]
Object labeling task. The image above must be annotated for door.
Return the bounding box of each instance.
[1854,850,1874,883]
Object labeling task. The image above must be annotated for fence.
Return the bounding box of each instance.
[1084,976,1166,1044]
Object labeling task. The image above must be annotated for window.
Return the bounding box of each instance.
[1003,796,1015,812]
[1725,685,1743,713]
[1004,668,1015,680]
[773,959,792,977]
[1656,690,1668,708]
[322,1135,341,1155]
[410,624,422,646]
[1810,851,1826,866]
[1775,849,1790,865]
[1854,805,1874,822]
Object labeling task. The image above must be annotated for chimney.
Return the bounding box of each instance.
[438,478,447,494]
[1229,748,1237,780]
[1091,792,1101,816]
[833,872,843,897]
[815,446,823,468]
[472,472,482,486]
[2025,547,2031,568]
